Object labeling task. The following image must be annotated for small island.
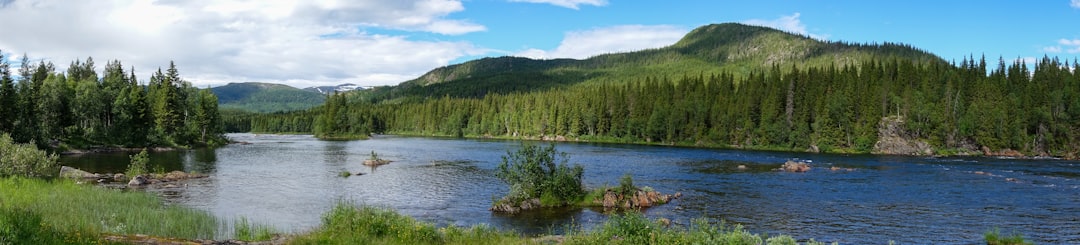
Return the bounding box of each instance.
[490,143,679,214]
[362,150,391,166]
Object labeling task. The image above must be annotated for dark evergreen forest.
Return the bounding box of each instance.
[0,52,226,150]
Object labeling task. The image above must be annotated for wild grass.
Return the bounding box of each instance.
[233,217,277,241]
[0,177,219,240]
[985,228,1033,245]
[287,201,525,245]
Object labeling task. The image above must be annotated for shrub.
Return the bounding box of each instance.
[618,173,636,196]
[0,133,59,178]
[494,143,584,205]
[126,148,150,177]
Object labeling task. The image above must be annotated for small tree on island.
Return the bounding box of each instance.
[495,143,584,206]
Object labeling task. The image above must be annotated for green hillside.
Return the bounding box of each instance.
[244,23,1080,158]
[211,82,325,113]
[359,23,943,102]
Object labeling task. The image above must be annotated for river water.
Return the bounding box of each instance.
[61,133,1080,244]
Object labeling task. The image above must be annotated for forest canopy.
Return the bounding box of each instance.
[0,51,226,150]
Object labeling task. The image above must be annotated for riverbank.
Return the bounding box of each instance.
[383,130,1075,160]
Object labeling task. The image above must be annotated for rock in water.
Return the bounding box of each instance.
[363,159,391,166]
[780,160,811,172]
[128,175,150,186]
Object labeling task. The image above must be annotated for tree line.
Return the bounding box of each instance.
[0,51,225,149]
[236,56,1080,157]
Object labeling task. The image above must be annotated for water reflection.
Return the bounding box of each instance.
[60,134,1080,244]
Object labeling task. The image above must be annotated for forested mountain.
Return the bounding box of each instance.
[0,52,226,149]
[358,23,943,102]
[241,23,1080,158]
[211,82,325,113]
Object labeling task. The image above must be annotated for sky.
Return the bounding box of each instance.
[0,0,1078,88]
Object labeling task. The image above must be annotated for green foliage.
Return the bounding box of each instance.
[985,228,1032,245]
[494,143,585,205]
[338,171,352,178]
[289,202,525,245]
[618,174,636,196]
[370,150,380,161]
[126,149,150,177]
[0,177,219,239]
[0,133,58,178]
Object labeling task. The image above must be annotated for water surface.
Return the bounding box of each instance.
[62,133,1080,244]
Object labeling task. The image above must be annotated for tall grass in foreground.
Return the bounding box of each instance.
[288,202,525,245]
[0,177,219,240]
[287,201,836,245]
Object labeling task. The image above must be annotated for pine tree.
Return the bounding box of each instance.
[0,51,16,133]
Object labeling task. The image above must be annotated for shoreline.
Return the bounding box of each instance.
[376,131,1075,161]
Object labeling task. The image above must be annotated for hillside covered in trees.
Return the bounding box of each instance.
[0,52,226,150]
[211,82,325,113]
[238,23,1080,158]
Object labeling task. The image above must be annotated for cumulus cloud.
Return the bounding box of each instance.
[515,25,687,59]
[0,0,488,88]
[1043,46,1063,53]
[742,13,829,40]
[508,0,607,10]
[1072,0,1080,9]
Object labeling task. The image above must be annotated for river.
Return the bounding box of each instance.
[61,133,1080,244]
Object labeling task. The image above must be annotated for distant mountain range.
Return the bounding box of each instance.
[303,83,366,94]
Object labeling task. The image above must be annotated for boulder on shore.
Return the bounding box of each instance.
[872,116,933,156]
[59,166,98,179]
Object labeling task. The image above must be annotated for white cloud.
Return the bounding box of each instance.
[508,0,607,10]
[1072,0,1080,9]
[1043,46,1063,53]
[742,13,829,40]
[0,0,488,88]
[1058,38,1080,54]
[515,25,687,59]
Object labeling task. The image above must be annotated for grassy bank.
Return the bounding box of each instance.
[0,177,219,241]
[288,201,832,245]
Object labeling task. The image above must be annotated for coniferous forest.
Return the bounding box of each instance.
[0,52,226,150]
[242,56,1080,158]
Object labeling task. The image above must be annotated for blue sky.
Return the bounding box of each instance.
[0,0,1077,88]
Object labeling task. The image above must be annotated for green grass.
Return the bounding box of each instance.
[0,177,219,240]
[985,228,1033,245]
[233,217,277,241]
[287,201,525,245]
